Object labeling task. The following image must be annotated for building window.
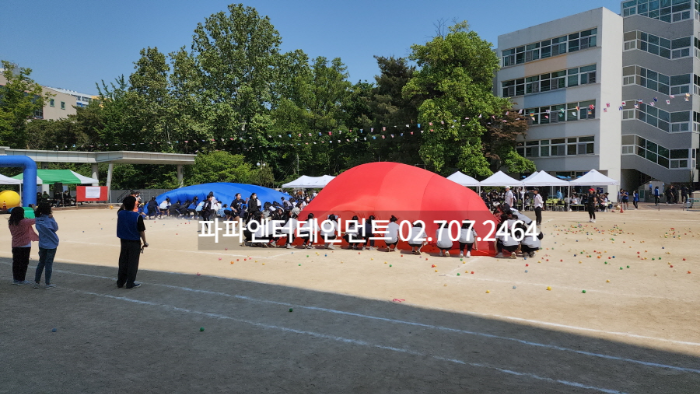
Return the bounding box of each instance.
[622,65,690,95]
[524,99,596,125]
[624,30,692,59]
[60,101,65,110]
[501,28,597,67]
[622,101,691,133]
[501,64,596,97]
[517,136,595,158]
[631,135,689,169]
[623,0,694,22]
[49,99,55,107]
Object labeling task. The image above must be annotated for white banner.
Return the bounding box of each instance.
[85,187,101,198]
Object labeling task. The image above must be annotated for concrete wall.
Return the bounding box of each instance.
[42,87,77,120]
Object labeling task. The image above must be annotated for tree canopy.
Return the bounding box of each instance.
[0,8,533,190]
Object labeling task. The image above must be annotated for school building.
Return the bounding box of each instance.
[496,2,700,192]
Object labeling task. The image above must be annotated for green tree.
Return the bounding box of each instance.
[0,60,52,147]
[403,21,509,177]
[128,47,172,148]
[480,108,535,174]
[186,151,255,185]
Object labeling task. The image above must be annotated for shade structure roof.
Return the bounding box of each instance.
[446,171,480,187]
[521,171,540,182]
[13,169,98,185]
[568,169,620,186]
[479,171,523,187]
[522,171,570,187]
[0,173,29,185]
[281,175,336,189]
[156,183,289,206]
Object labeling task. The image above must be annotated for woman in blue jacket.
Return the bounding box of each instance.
[33,202,59,289]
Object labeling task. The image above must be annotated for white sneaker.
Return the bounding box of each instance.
[439,250,444,257]
[33,282,40,289]
[327,244,335,250]
[466,251,471,258]
[445,251,450,257]
[495,253,504,258]
[286,243,292,249]
[459,252,464,258]
[45,284,56,288]
[21,280,33,285]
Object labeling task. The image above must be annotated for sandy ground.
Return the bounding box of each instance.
[1,204,699,393]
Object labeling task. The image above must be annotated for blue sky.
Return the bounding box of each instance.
[0,0,623,95]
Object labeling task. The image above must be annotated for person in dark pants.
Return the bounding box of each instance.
[654,187,660,205]
[533,189,543,226]
[117,196,148,289]
[586,189,598,223]
[8,207,39,285]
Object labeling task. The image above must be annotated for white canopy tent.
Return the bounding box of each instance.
[0,174,32,185]
[569,169,620,186]
[281,175,336,189]
[520,171,540,183]
[479,171,524,187]
[523,171,570,187]
[446,171,480,187]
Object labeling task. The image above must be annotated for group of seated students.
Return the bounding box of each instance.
[491,203,544,259]
[141,193,300,221]
[234,206,542,259]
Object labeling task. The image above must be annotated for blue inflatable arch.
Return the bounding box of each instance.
[0,156,37,207]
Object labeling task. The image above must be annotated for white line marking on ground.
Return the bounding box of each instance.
[63,287,626,394]
[8,261,699,373]
[53,242,292,259]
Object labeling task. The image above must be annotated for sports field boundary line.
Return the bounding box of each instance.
[58,286,626,394]
[4,260,700,374]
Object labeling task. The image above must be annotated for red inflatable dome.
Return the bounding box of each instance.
[303,162,497,255]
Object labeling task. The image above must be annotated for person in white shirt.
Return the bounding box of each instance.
[277,211,298,249]
[384,215,400,252]
[458,220,478,258]
[520,223,543,258]
[159,198,171,217]
[342,215,363,250]
[533,189,544,226]
[504,186,514,208]
[495,214,520,258]
[320,214,339,250]
[436,221,454,257]
[298,213,318,249]
[407,221,426,255]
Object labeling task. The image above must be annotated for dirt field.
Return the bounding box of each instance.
[1,205,699,393]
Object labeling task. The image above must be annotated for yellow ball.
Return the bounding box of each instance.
[0,190,20,209]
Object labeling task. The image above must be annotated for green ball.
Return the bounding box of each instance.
[200,327,204,332]
[298,264,301,266]
[457,273,460,276]
[289,308,293,312]
[389,264,392,267]
[604,262,607,264]
[582,290,586,293]
[620,267,623,270]
[627,265,630,268]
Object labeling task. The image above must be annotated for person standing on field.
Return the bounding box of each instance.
[533,189,543,226]
[504,186,514,208]
[116,196,148,289]
[33,202,59,289]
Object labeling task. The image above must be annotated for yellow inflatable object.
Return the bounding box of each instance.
[0,190,21,209]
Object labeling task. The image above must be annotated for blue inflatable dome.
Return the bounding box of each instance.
[156,183,289,206]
